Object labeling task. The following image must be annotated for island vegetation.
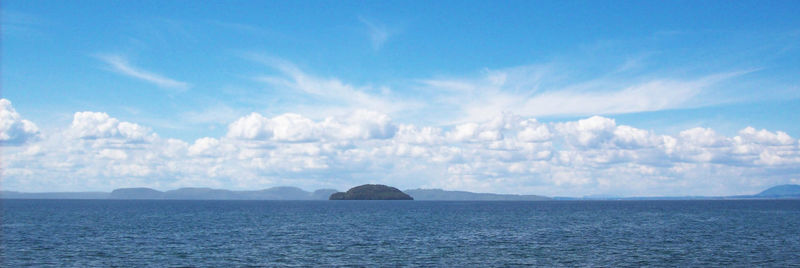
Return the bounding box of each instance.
[329,184,413,200]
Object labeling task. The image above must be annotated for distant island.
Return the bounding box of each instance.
[1,184,799,201]
[330,184,413,200]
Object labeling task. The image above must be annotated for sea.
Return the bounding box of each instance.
[2,199,799,267]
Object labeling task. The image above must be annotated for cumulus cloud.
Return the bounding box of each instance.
[226,113,274,140]
[554,116,617,148]
[227,110,397,142]
[188,137,222,157]
[394,125,444,145]
[736,127,794,145]
[0,99,39,146]
[517,119,551,142]
[2,108,799,196]
[327,110,397,140]
[70,111,155,142]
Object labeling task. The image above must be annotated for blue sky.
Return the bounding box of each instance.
[2,1,800,196]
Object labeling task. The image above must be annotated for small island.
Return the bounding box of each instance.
[329,184,413,200]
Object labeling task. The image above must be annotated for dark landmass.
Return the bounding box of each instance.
[405,189,550,201]
[329,184,413,200]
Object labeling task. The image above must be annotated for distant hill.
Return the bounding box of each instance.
[755,184,800,198]
[405,189,550,201]
[330,184,413,200]
[110,187,164,199]
[4,184,799,200]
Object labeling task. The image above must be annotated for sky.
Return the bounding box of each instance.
[2,0,800,196]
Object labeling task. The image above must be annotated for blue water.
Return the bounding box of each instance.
[2,200,800,266]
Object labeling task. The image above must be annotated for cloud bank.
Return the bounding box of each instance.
[3,100,798,196]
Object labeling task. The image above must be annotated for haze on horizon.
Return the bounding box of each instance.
[2,1,800,197]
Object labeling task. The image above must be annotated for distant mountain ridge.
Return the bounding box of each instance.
[2,184,799,200]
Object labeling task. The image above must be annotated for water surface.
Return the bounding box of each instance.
[3,200,799,266]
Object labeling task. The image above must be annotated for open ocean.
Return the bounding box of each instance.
[2,199,799,266]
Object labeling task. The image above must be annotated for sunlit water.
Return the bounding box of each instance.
[3,199,799,266]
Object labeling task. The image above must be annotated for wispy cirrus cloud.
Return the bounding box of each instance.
[96,54,190,91]
[238,53,756,127]
[244,54,420,117]
[359,17,390,50]
[1,10,47,37]
[419,64,753,124]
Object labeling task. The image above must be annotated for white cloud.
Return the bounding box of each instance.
[613,125,657,149]
[97,54,190,90]
[420,65,748,124]
[226,112,274,140]
[70,111,155,142]
[736,127,794,146]
[323,110,398,140]
[270,113,321,142]
[227,110,397,141]
[248,56,417,117]
[394,125,444,145]
[244,57,751,128]
[2,109,799,196]
[555,116,616,148]
[518,76,726,116]
[0,99,39,146]
[99,149,128,160]
[679,127,728,148]
[517,119,551,142]
[188,137,221,157]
